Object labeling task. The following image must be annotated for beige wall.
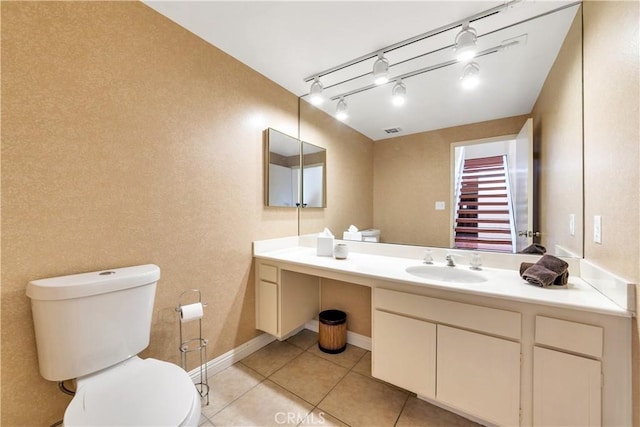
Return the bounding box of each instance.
[373,115,529,246]
[582,1,640,423]
[531,10,583,258]
[1,2,297,425]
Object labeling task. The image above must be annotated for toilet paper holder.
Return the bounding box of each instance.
[175,289,209,405]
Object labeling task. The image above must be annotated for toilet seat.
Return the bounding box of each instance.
[64,357,198,426]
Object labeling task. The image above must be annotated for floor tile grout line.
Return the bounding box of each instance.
[393,392,412,427]
[201,361,268,422]
[205,333,380,426]
[279,336,363,426]
[266,344,307,380]
[269,345,353,413]
[241,337,352,424]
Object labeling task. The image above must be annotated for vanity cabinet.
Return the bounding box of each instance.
[255,261,319,339]
[533,316,603,426]
[373,287,522,426]
[252,248,632,426]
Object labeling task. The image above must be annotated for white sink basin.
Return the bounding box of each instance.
[405,265,487,283]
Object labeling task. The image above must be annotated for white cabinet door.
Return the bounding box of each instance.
[533,346,602,426]
[437,325,520,426]
[257,280,278,336]
[373,309,436,398]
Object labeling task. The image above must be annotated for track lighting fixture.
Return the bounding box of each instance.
[460,62,480,89]
[372,53,390,85]
[336,97,348,121]
[309,77,324,105]
[302,0,553,116]
[391,80,407,106]
[454,23,478,62]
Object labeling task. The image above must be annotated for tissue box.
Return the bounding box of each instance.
[343,231,363,241]
[317,236,334,256]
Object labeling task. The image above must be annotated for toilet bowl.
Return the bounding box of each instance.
[64,357,201,427]
[26,264,201,426]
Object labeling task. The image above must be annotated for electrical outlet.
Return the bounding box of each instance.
[593,215,602,244]
[569,214,575,236]
[435,201,445,210]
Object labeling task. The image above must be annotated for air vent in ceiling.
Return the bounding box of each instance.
[383,127,403,134]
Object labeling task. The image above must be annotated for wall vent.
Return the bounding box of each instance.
[383,127,402,134]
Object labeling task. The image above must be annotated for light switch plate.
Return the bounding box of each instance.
[569,214,575,236]
[593,215,602,244]
[435,201,445,210]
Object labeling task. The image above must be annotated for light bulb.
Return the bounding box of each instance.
[372,54,389,85]
[309,77,324,105]
[336,98,348,121]
[391,80,407,106]
[454,24,478,62]
[461,62,480,89]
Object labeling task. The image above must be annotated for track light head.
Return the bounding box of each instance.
[391,80,407,106]
[372,53,390,85]
[454,23,478,62]
[460,62,480,89]
[336,97,348,121]
[309,77,324,105]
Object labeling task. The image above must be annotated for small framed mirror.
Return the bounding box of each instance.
[265,128,300,208]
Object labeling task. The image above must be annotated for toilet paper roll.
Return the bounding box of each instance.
[180,302,204,323]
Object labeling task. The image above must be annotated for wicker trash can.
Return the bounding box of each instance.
[318,309,347,354]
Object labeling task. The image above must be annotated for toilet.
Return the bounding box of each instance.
[26,264,201,426]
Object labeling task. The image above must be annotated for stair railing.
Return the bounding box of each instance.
[453,147,466,229]
[502,155,517,253]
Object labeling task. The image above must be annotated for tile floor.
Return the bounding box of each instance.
[198,330,480,427]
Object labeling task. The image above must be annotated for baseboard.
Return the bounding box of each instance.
[304,320,372,351]
[187,332,275,381]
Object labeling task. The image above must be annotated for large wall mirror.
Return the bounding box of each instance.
[265,128,327,208]
[298,2,583,257]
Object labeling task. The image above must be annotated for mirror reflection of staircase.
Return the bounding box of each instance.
[454,155,516,253]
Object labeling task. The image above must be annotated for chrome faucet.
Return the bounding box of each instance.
[445,254,456,267]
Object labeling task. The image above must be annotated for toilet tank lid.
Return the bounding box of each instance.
[26,264,160,301]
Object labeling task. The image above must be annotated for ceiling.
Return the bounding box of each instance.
[144,1,579,141]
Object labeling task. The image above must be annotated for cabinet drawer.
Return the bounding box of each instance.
[259,263,278,283]
[535,316,603,358]
[375,288,520,340]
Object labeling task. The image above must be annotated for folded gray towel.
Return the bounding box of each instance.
[522,264,559,287]
[520,243,547,254]
[520,262,569,285]
[537,254,569,275]
[521,255,569,287]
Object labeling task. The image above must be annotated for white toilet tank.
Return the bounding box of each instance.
[26,264,160,381]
